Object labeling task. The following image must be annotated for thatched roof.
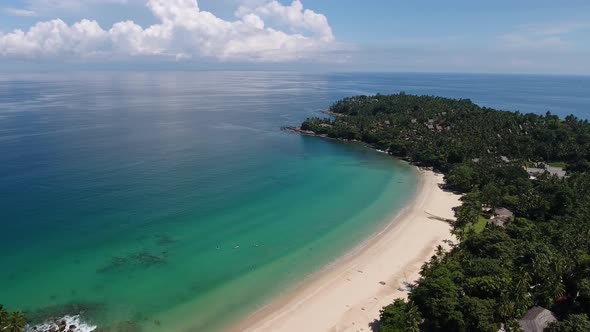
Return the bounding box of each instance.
[518,307,557,332]
[494,207,514,219]
[488,207,514,227]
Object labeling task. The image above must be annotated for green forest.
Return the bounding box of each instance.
[300,93,590,331]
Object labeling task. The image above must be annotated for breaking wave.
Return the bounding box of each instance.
[27,315,96,332]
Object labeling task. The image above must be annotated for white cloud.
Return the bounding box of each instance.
[0,19,108,57]
[236,0,334,42]
[498,33,568,51]
[26,0,132,14]
[3,7,38,17]
[496,21,590,52]
[0,0,337,62]
[518,22,590,36]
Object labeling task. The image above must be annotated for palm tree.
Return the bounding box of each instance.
[0,305,10,327]
[4,311,26,332]
[405,301,422,332]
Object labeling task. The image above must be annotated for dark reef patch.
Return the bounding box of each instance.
[155,234,177,246]
[96,250,169,274]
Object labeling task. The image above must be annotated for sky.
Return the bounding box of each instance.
[0,0,589,74]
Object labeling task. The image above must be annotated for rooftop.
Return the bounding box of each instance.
[526,164,567,179]
[518,307,557,332]
[488,207,514,227]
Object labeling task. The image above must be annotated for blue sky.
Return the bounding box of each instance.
[1,0,589,74]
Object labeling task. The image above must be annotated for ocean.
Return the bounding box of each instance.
[1,72,589,331]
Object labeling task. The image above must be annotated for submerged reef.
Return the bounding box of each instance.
[96,250,169,274]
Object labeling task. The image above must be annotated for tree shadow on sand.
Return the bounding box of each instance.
[369,319,381,331]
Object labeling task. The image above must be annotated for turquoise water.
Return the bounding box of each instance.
[1,72,589,331]
[0,72,418,331]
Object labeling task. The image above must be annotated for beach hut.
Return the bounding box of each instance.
[494,207,514,219]
[488,207,514,227]
[518,307,557,332]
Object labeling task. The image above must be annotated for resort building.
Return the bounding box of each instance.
[526,164,567,179]
[488,207,514,227]
[517,307,557,332]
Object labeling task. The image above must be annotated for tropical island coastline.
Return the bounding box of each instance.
[3,92,590,332]
[241,93,590,332]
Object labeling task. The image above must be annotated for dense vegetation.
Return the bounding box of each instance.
[300,93,590,331]
[0,305,27,332]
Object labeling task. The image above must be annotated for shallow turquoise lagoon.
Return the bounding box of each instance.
[0,72,417,331]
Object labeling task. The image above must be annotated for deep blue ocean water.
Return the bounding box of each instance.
[0,72,588,331]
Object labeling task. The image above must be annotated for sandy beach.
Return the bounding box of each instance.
[231,168,462,332]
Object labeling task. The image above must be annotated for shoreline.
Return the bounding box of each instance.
[229,168,462,332]
[283,126,411,162]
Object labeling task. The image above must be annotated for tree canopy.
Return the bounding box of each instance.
[0,305,26,332]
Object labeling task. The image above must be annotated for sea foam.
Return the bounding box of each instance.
[27,315,96,332]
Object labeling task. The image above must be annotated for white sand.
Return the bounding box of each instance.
[231,169,462,332]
